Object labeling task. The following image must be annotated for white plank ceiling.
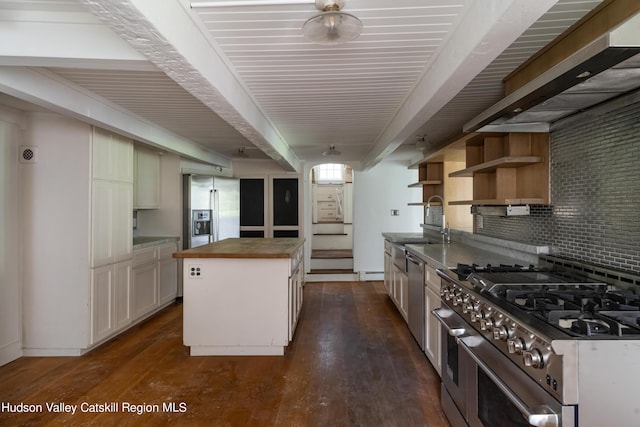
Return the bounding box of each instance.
[0,0,604,169]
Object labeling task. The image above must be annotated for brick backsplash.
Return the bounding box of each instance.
[476,101,640,274]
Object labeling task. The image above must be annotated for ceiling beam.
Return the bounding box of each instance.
[81,0,300,172]
[0,66,231,167]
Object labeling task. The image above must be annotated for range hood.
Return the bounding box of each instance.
[465,12,640,133]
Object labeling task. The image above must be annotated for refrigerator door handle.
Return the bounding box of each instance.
[213,189,219,242]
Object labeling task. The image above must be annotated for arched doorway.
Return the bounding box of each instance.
[307,163,357,281]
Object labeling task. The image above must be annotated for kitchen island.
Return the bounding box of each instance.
[173,238,305,356]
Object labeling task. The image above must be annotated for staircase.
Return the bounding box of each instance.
[307,223,358,282]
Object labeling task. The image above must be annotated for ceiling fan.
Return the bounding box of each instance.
[190,0,362,45]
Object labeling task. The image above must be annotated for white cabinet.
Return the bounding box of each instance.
[114,261,133,330]
[288,247,304,340]
[133,147,160,209]
[384,252,392,293]
[91,181,133,267]
[314,184,343,222]
[390,263,408,321]
[91,260,132,345]
[90,128,134,345]
[91,129,133,268]
[132,247,158,320]
[91,264,113,344]
[424,265,442,376]
[92,127,134,183]
[132,262,158,320]
[132,241,178,321]
[158,242,178,305]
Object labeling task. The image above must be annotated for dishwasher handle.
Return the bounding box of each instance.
[405,253,423,266]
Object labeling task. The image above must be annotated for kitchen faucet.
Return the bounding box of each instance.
[425,195,449,243]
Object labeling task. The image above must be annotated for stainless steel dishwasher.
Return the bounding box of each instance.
[406,252,425,350]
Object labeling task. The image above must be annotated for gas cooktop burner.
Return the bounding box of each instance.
[449,262,640,338]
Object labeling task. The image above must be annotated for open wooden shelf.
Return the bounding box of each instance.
[408,180,442,187]
[408,201,443,206]
[448,156,543,177]
[408,162,444,206]
[449,198,546,206]
[448,133,549,206]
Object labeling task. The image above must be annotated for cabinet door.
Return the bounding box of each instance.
[132,263,158,320]
[134,148,160,209]
[91,264,114,344]
[91,181,132,267]
[114,260,132,331]
[91,180,114,267]
[92,128,133,182]
[112,136,133,183]
[112,182,133,262]
[425,286,442,375]
[92,127,113,181]
[158,257,178,306]
[384,252,392,293]
[399,270,409,319]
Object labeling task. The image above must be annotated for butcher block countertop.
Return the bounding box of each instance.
[173,237,305,259]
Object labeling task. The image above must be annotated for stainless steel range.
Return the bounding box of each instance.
[434,256,640,427]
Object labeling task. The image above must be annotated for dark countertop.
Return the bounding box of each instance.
[133,236,179,250]
[173,237,305,259]
[382,232,434,244]
[405,242,530,270]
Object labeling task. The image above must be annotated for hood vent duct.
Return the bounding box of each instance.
[465,13,640,133]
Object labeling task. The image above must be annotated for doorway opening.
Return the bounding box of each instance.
[307,163,357,281]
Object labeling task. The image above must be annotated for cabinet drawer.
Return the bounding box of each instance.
[425,265,441,292]
[384,240,393,254]
[318,201,337,209]
[133,247,157,267]
[158,242,178,260]
[318,211,337,220]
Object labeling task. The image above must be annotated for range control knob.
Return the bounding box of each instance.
[507,337,526,354]
[469,304,484,322]
[452,294,463,306]
[480,317,495,331]
[523,349,544,369]
[463,300,479,314]
[442,288,452,301]
[492,325,510,341]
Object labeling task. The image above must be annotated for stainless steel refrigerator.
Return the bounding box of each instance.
[182,174,240,249]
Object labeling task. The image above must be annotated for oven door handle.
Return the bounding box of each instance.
[432,308,466,337]
[458,337,560,427]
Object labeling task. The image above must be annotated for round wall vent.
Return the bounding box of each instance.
[20,146,38,163]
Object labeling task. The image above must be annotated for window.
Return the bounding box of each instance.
[316,163,344,183]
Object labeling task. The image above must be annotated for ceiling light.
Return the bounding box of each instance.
[416,135,427,151]
[302,0,362,45]
[322,145,341,156]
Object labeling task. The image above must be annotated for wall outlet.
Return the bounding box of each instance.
[390,209,400,216]
[187,264,203,279]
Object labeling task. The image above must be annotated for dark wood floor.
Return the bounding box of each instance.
[0,281,449,427]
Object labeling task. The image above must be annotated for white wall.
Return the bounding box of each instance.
[353,161,422,273]
[0,107,23,365]
[21,113,92,351]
